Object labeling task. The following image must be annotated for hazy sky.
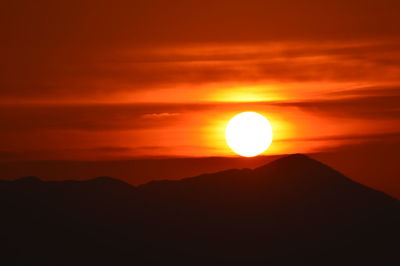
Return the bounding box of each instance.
[1,0,400,160]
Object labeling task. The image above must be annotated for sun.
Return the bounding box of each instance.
[225,112,273,157]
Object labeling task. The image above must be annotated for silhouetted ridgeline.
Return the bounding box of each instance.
[0,154,398,266]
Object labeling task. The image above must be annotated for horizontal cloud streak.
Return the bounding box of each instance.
[1,41,400,103]
[0,87,398,131]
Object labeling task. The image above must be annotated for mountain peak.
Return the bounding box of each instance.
[274,153,318,163]
[256,153,329,172]
[252,153,357,191]
[283,153,312,159]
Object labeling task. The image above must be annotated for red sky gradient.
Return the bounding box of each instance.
[0,1,399,197]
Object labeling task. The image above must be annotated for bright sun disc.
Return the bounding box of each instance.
[225,112,273,157]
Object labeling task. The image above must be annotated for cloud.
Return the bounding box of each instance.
[1,1,400,103]
[327,86,400,97]
[278,131,400,143]
[142,113,180,119]
[1,41,398,104]
[0,86,399,133]
[283,94,400,119]
[0,104,185,131]
[0,146,173,161]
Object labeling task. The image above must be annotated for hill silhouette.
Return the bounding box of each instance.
[0,154,398,266]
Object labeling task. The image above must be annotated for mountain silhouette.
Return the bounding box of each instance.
[0,154,398,266]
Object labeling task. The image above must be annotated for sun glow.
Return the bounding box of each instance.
[225,112,273,157]
[209,85,282,102]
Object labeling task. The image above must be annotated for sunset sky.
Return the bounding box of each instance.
[1,1,399,196]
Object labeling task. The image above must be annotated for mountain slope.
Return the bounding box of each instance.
[0,154,398,266]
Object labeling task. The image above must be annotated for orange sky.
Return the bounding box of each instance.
[1,41,399,160]
[0,0,400,161]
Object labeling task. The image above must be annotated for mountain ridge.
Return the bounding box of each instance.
[5,153,399,203]
[1,153,393,201]
[0,154,398,265]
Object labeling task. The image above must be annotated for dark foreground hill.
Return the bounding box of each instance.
[0,154,398,266]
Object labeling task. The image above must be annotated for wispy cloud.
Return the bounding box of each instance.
[142,113,180,119]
